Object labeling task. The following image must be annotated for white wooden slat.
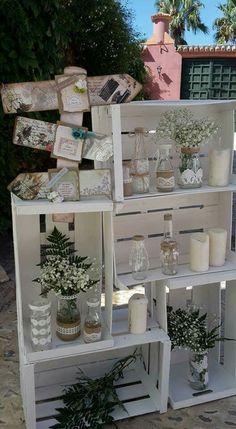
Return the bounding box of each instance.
[37,419,57,429]
[114,397,157,419]
[114,206,219,240]
[111,104,123,201]
[118,191,220,213]
[103,211,114,333]
[22,364,37,429]
[224,280,236,378]
[157,340,171,413]
[13,195,113,215]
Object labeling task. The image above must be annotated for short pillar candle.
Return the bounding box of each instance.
[128,293,148,334]
[190,233,209,272]
[208,148,231,187]
[208,228,227,267]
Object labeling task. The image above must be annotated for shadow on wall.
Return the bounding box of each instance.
[161,73,173,86]
[146,74,164,100]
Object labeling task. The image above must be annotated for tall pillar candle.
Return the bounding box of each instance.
[208,228,227,267]
[128,293,148,334]
[208,148,231,186]
[190,233,209,272]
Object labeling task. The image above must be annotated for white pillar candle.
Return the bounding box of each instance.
[128,293,148,334]
[190,233,209,272]
[208,228,227,267]
[208,148,231,187]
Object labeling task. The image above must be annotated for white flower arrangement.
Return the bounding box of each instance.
[47,191,64,203]
[33,227,99,297]
[156,108,218,149]
[167,306,223,353]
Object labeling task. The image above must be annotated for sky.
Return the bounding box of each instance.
[122,0,222,45]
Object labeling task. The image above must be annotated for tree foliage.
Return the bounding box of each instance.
[155,0,208,45]
[0,0,146,234]
[213,0,236,43]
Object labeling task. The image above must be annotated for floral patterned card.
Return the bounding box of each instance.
[8,172,49,200]
[48,168,80,201]
[80,169,112,198]
[13,117,56,152]
[82,132,113,161]
[1,81,57,113]
[52,125,86,161]
[55,74,90,113]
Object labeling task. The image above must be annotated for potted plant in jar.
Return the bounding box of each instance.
[156,108,218,189]
[34,227,99,341]
[167,305,232,391]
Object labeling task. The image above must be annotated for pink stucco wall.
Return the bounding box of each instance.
[142,43,182,100]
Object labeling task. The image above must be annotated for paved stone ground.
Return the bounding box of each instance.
[1,235,236,428]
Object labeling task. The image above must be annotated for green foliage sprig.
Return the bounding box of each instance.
[50,353,137,429]
[167,305,232,353]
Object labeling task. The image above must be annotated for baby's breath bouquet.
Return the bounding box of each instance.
[34,227,98,297]
[167,306,221,353]
[156,108,218,149]
[33,227,99,340]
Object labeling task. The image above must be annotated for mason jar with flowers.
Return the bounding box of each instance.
[167,306,232,390]
[34,227,98,342]
[156,109,218,189]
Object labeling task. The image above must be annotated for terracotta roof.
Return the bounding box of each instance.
[151,13,172,22]
[177,45,236,52]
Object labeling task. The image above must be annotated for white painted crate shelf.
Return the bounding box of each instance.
[12,194,113,215]
[123,182,236,201]
[169,359,236,409]
[117,251,236,289]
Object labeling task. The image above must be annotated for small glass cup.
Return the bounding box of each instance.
[29,298,52,351]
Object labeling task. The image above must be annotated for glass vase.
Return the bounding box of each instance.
[178,147,203,188]
[29,298,52,351]
[56,295,81,341]
[188,351,209,390]
[129,235,149,280]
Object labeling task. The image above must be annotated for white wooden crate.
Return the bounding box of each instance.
[92,100,236,202]
[112,192,235,290]
[12,196,115,364]
[166,281,236,409]
[20,339,170,429]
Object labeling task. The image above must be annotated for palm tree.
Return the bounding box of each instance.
[213,1,236,43]
[155,0,208,45]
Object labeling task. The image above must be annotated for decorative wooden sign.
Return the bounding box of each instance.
[87,74,142,105]
[1,74,142,114]
[55,73,90,114]
[48,168,80,201]
[8,172,48,200]
[80,169,112,197]
[1,81,57,113]
[13,117,56,152]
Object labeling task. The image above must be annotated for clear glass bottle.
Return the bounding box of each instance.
[83,298,102,343]
[156,144,175,192]
[129,235,150,280]
[29,298,52,351]
[160,213,179,275]
[131,127,149,194]
[56,295,80,341]
[188,350,209,390]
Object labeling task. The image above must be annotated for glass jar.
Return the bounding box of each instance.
[131,128,150,194]
[83,298,102,343]
[178,147,203,188]
[56,295,80,341]
[123,161,133,197]
[188,350,209,390]
[29,299,51,351]
[160,213,179,275]
[129,235,149,280]
[156,144,175,192]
